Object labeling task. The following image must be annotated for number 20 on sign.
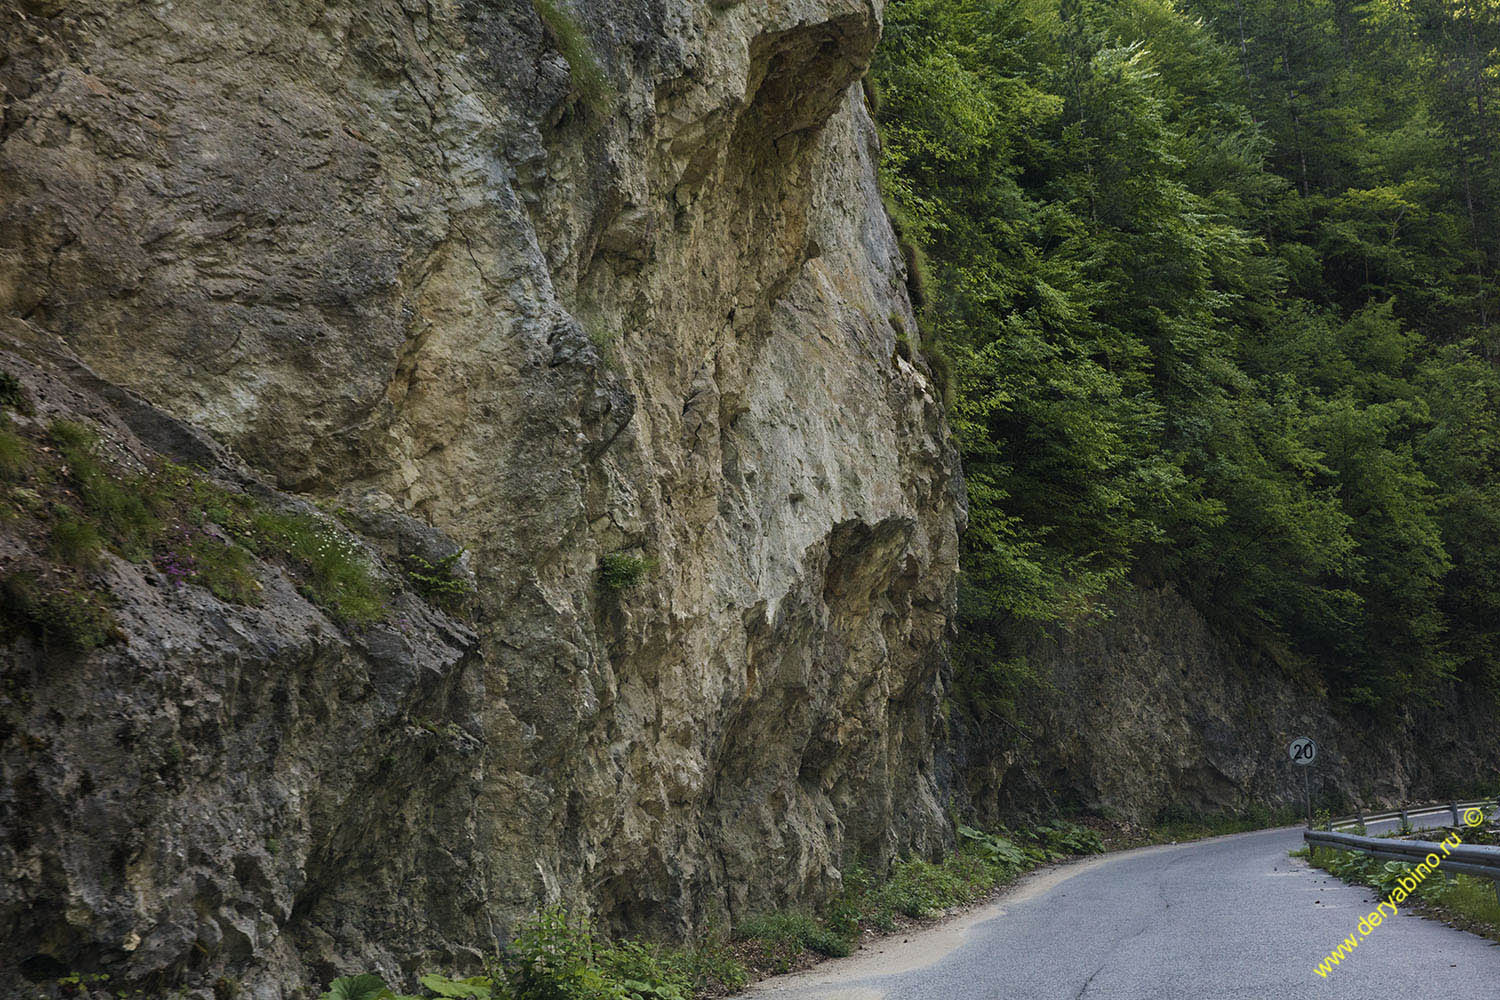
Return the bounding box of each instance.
[1289,736,1317,766]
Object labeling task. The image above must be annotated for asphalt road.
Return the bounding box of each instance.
[744,826,1499,1000]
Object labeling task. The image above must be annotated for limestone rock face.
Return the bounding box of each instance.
[0,329,488,997]
[1,0,962,995]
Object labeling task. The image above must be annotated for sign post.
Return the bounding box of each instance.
[1290,736,1318,828]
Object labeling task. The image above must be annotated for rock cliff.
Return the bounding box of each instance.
[0,0,962,995]
[953,584,1500,830]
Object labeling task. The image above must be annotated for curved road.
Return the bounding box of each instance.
[744,827,1498,999]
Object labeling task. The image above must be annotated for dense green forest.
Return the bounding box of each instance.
[871,0,1500,713]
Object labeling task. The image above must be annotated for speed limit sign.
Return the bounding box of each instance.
[1289,736,1317,766]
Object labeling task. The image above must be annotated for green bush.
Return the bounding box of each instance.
[653,937,748,995]
[1307,845,1500,940]
[500,907,697,1000]
[316,821,1097,998]
[957,825,1031,869]
[596,941,690,999]
[1031,820,1105,857]
[417,974,493,999]
[736,911,852,969]
[319,909,748,1000]
[402,550,473,615]
[319,974,414,1000]
[1149,805,1301,843]
[599,552,653,593]
[502,907,610,999]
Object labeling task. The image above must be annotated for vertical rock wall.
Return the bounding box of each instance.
[0,0,962,994]
[952,585,1500,829]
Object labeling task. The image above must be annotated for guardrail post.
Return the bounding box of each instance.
[1356,809,1366,835]
[1400,808,1411,832]
[1451,801,1461,827]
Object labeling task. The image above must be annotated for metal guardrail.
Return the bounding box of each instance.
[1326,798,1498,834]
[1303,798,1500,902]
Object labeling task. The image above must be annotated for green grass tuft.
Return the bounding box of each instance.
[50,512,104,568]
[1147,804,1302,844]
[251,510,387,626]
[736,912,852,971]
[0,418,32,480]
[319,905,746,1000]
[313,819,1103,999]
[0,416,397,637]
[730,819,1104,976]
[183,530,262,605]
[600,551,653,593]
[51,419,158,559]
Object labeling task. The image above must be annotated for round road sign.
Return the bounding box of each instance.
[1289,736,1317,766]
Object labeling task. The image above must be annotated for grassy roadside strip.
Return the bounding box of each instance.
[314,820,1105,1000]
[1293,835,1500,944]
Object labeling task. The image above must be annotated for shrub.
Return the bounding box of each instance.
[403,549,473,615]
[417,974,493,998]
[319,974,410,1000]
[600,552,652,593]
[957,825,1031,869]
[735,911,852,971]
[316,819,1100,1000]
[1307,845,1500,941]
[654,937,748,995]
[318,923,740,1000]
[871,857,974,919]
[1031,820,1104,857]
[501,906,600,999]
[596,941,690,999]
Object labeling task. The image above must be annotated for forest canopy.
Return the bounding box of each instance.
[871,0,1500,712]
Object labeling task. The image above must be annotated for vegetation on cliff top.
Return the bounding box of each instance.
[873,0,1500,714]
